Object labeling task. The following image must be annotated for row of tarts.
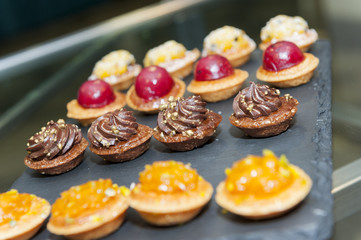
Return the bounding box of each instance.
[1,15,319,240]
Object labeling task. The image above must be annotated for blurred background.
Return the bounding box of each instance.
[0,0,360,239]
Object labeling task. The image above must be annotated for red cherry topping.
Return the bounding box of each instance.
[135,66,174,101]
[194,54,234,81]
[77,79,115,108]
[263,41,305,72]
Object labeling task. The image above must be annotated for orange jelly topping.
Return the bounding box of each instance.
[225,150,296,200]
[0,189,43,227]
[51,179,125,226]
[139,161,199,193]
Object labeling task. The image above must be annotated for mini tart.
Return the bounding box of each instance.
[91,50,142,90]
[67,91,126,126]
[129,161,213,226]
[256,53,319,88]
[215,150,312,219]
[143,40,200,79]
[47,179,129,240]
[0,190,51,240]
[126,77,185,114]
[187,69,248,102]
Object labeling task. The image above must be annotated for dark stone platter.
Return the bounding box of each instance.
[11,40,333,240]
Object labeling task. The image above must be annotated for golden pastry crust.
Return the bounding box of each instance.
[126,77,185,114]
[216,165,312,219]
[219,41,256,67]
[256,53,319,88]
[66,91,126,126]
[160,49,200,79]
[0,191,51,240]
[187,69,248,102]
[129,180,213,226]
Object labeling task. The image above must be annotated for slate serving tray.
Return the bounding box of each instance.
[11,40,333,240]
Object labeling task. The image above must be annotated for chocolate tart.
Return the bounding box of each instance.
[24,119,88,175]
[126,77,185,114]
[0,190,51,240]
[187,69,248,102]
[67,91,126,126]
[88,109,153,162]
[256,53,319,88]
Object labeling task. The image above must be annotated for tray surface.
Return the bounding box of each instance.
[11,40,332,240]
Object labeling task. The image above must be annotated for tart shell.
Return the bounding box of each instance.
[163,49,200,79]
[89,124,153,162]
[187,69,248,102]
[67,91,127,126]
[215,165,312,220]
[24,138,88,175]
[100,64,142,91]
[224,40,256,67]
[126,77,185,114]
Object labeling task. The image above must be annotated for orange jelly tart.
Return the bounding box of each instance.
[90,50,141,90]
[259,15,318,51]
[256,41,319,88]
[67,79,126,126]
[47,179,129,240]
[187,54,248,102]
[88,108,153,162]
[202,25,256,67]
[215,150,312,220]
[126,66,185,113]
[143,40,200,79]
[0,189,50,240]
[129,161,213,226]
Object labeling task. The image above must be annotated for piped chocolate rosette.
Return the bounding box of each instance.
[153,96,222,151]
[24,119,88,175]
[229,82,298,137]
[88,108,153,162]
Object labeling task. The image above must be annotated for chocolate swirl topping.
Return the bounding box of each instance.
[157,96,208,135]
[26,119,82,160]
[88,108,138,148]
[233,82,282,119]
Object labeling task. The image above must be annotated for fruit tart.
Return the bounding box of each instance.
[256,41,319,88]
[230,82,298,138]
[153,95,222,151]
[126,66,185,113]
[24,119,88,175]
[202,25,256,67]
[67,79,126,126]
[88,108,153,162]
[0,189,50,240]
[90,50,141,90]
[47,179,129,240]
[143,40,200,79]
[259,14,318,51]
[216,150,312,219]
[187,54,248,102]
[129,161,213,226]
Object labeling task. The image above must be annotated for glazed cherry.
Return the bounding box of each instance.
[263,41,305,72]
[194,55,234,81]
[77,79,115,108]
[135,66,174,101]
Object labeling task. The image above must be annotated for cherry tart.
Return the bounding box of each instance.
[256,41,319,88]
[259,15,318,51]
[143,40,200,79]
[129,161,213,226]
[0,190,50,240]
[67,79,126,126]
[126,66,185,113]
[216,150,312,220]
[47,179,129,240]
[202,25,256,67]
[187,54,248,102]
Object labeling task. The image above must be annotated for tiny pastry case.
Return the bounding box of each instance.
[11,40,332,240]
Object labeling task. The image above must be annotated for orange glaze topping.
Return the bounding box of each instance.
[51,179,128,226]
[0,189,44,227]
[138,161,199,193]
[225,150,296,201]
